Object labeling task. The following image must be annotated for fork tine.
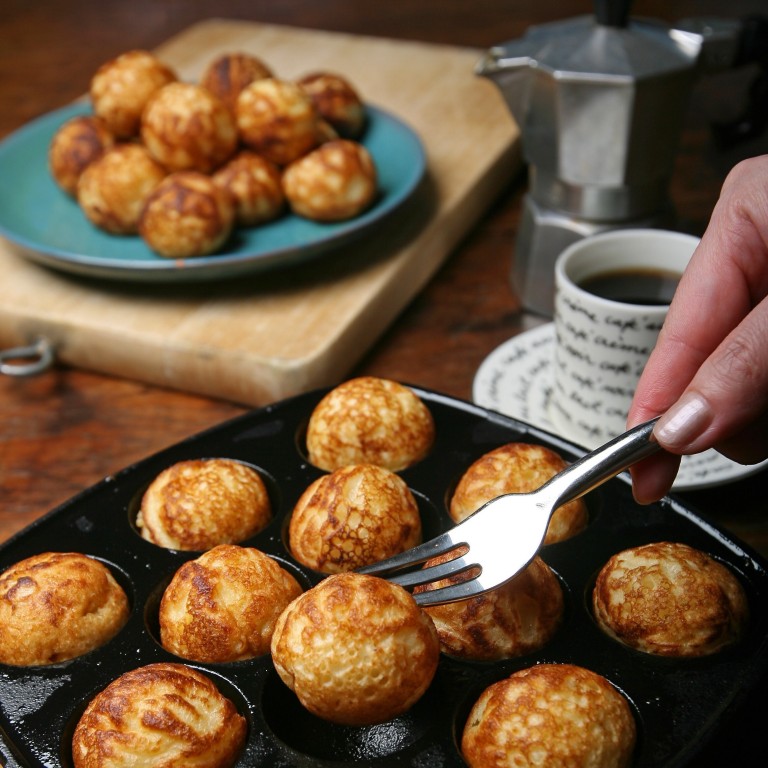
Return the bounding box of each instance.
[412,577,487,607]
[356,530,464,577]
[385,552,477,590]
[358,496,539,604]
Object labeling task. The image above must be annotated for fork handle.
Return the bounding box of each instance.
[540,418,661,508]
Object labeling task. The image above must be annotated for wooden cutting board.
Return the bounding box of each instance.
[0,19,520,406]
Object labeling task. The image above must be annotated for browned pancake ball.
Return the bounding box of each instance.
[72,662,247,768]
[213,150,285,226]
[141,82,238,173]
[271,572,440,725]
[136,458,271,551]
[416,555,563,661]
[77,143,166,234]
[450,442,587,544]
[297,72,366,138]
[236,78,321,166]
[200,52,274,114]
[139,171,235,258]
[48,115,115,195]
[289,463,421,573]
[159,544,302,662]
[0,552,129,666]
[462,664,636,768]
[282,139,377,222]
[90,49,177,139]
[306,377,435,472]
[592,541,749,657]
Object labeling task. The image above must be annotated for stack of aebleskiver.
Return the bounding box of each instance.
[48,50,377,258]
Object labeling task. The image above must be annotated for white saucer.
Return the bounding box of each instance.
[472,323,768,491]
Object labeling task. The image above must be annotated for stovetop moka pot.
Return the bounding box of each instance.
[478,0,768,315]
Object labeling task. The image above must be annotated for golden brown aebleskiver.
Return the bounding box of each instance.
[415,554,563,661]
[0,552,129,666]
[282,139,377,222]
[270,572,440,726]
[213,150,285,226]
[450,442,587,544]
[137,458,271,550]
[71,662,247,768]
[289,463,422,573]
[592,541,749,656]
[306,377,435,472]
[200,52,274,114]
[77,143,166,235]
[139,171,235,258]
[90,49,177,139]
[48,115,115,195]
[235,78,321,166]
[159,544,302,662]
[141,82,238,173]
[462,664,636,768]
[296,71,366,138]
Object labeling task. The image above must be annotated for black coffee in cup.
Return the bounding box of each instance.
[579,267,680,306]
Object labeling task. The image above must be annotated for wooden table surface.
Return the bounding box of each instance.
[1,0,768,764]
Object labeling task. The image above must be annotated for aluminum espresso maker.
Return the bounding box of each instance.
[479,0,768,316]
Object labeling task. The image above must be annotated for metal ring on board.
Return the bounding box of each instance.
[0,338,55,377]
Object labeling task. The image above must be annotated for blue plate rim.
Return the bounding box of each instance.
[0,101,426,283]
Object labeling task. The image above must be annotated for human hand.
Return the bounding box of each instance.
[628,154,768,503]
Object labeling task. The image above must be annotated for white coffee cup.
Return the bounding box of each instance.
[550,229,699,448]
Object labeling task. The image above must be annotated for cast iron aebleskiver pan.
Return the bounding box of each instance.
[0,385,767,767]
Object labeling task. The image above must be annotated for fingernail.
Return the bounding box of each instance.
[654,393,713,450]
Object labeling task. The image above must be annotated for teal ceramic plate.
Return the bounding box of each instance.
[0,102,426,282]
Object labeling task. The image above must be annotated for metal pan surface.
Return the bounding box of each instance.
[1,386,766,767]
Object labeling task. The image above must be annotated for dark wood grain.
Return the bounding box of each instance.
[1,0,767,550]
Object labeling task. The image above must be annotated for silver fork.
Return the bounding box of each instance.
[358,418,661,606]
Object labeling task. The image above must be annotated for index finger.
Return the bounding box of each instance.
[630,156,768,426]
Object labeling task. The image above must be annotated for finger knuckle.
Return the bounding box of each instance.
[717,335,760,384]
